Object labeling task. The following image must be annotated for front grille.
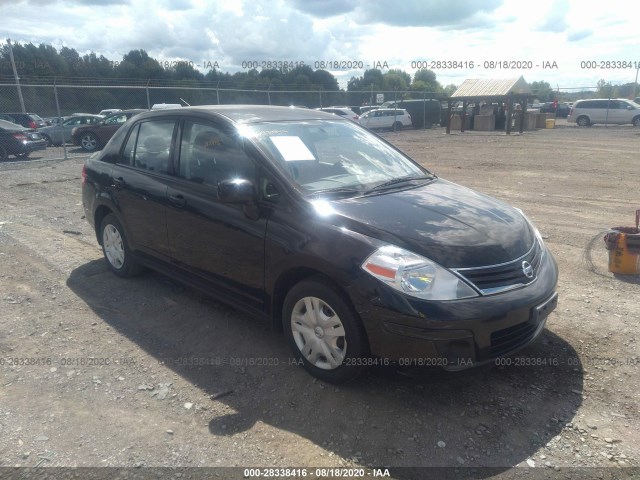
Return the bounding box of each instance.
[453,241,542,295]
[490,320,538,358]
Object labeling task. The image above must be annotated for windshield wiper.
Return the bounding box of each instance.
[308,186,363,197]
[364,174,436,194]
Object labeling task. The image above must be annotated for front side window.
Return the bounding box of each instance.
[178,121,256,187]
[64,118,82,126]
[105,114,128,125]
[246,120,426,193]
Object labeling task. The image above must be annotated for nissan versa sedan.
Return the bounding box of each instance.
[82,106,558,383]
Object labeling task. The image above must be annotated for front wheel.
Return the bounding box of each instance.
[576,116,590,127]
[283,277,368,383]
[100,214,143,277]
[42,134,53,147]
[632,116,640,127]
[80,132,100,152]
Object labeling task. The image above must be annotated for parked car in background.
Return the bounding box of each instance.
[81,105,559,382]
[72,109,146,151]
[0,112,47,130]
[39,114,104,146]
[314,107,359,122]
[43,116,67,126]
[151,104,182,110]
[98,108,122,116]
[386,99,442,128]
[539,102,570,118]
[358,108,412,130]
[358,106,378,115]
[0,119,47,160]
[568,98,640,126]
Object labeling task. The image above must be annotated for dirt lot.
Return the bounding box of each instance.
[0,121,638,479]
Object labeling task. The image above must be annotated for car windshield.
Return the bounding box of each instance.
[245,120,429,193]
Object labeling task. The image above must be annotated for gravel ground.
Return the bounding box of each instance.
[0,120,638,480]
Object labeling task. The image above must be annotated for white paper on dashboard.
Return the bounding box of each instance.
[270,136,316,161]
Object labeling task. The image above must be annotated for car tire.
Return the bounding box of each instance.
[100,214,143,277]
[282,277,368,383]
[576,116,590,127]
[80,132,100,152]
[0,146,8,161]
[42,134,53,147]
[392,121,403,131]
[632,116,640,127]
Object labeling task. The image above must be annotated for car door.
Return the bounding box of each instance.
[109,118,176,262]
[165,119,268,310]
[61,117,84,143]
[609,100,631,124]
[368,110,382,128]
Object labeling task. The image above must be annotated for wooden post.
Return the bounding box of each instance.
[461,100,467,132]
[506,95,513,135]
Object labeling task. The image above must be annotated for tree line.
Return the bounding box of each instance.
[1,42,635,115]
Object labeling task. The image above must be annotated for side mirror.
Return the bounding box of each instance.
[218,178,255,204]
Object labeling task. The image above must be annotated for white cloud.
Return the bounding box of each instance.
[1,0,639,89]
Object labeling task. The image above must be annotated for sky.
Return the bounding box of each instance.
[2,0,639,91]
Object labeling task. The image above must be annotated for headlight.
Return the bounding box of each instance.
[361,245,478,300]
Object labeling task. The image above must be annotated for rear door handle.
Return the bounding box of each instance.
[169,194,186,208]
[112,176,125,188]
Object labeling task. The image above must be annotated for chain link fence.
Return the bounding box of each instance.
[0,80,608,161]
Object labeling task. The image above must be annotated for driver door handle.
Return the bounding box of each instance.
[169,194,186,208]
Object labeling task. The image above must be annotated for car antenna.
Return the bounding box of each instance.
[180,98,191,106]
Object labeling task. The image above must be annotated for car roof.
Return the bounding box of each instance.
[133,105,340,124]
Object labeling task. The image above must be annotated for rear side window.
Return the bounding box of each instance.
[118,121,175,173]
[132,121,175,174]
[577,100,607,109]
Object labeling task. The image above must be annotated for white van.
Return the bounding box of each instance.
[358,108,412,130]
[568,98,640,126]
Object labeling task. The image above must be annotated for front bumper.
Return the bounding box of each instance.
[347,248,559,369]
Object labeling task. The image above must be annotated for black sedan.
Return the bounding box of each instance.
[82,106,558,383]
[539,102,570,118]
[0,119,47,161]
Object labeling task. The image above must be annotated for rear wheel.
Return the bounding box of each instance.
[42,134,53,147]
[283,277,368,383]
[80,132,100,152]
[0,146,7,161]
[392,121,403,131]
[576,116,590,127]
[632,116,640,127]
[100,214,143,277]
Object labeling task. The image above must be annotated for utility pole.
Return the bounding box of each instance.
[7,39,26,112]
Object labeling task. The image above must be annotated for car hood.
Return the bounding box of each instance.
[317,179,534,268]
